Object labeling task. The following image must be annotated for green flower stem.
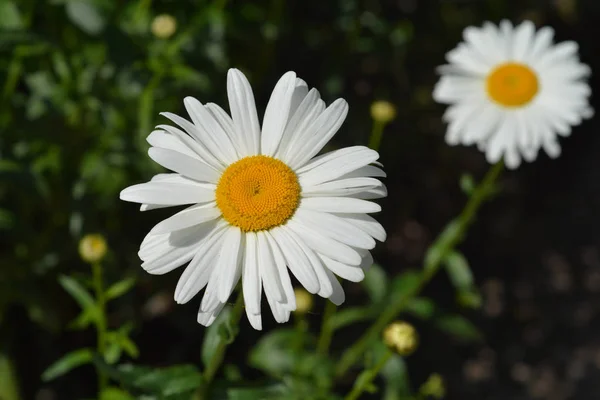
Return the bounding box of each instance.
[201,293,245,392]
[367,120,386,151]
[316,301,337,355]
[335,161,504,378]
[91,262,108,393]
[344,350,393,400]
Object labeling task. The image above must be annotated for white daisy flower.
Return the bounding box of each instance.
[433,20,593,168]
[120,69,387,329]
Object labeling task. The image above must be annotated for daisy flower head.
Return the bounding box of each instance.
[120,69,387,330]
[433,20,593,168]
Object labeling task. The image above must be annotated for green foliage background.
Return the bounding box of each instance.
[0,0,589,399]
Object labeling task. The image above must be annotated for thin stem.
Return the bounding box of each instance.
[91,262,108,394]
[316,301,337,355]
[198,293,245,397]
[335,162,504,378]
[367,121,385,151]
[344,351,393,400]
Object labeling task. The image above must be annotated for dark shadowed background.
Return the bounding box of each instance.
[1,0,600,399]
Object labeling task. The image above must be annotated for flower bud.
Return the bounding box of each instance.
[383,321,418,356]
[151,14,177,39]
[370,100,397,124]
[419,373,445,399]
[78,234,107,264]
[293,288,313,314]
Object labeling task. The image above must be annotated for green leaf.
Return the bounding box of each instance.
[0,353,20,400]
[105,277,136,301]
[132,365,203,395]
[435,315,482,342]
[424,220,462,271]
[41,348,94,381]
[68,308,96,330]
[456,289,482,309]
[389,270,422,303]
[226,384,288,400]
[104,341,121,365]
[100,387,135,400]
[58,275,98,316]
[0,209,15,230]
[329,306,377,330]
[99,363,203,396]
[201,305,233,368]
[65,0,105,35]
[0,1,23,30]
[406,297,436,319]
[363,263,387,304]
[381,354,411,400]
[248,329,299,377]
[118,335,139,359]
[444,251,473,290]
[459,173,475,195]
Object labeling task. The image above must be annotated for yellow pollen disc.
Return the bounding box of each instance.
[486,63,539,107]
[215,155,301,232]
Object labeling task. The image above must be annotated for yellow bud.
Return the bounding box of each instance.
[293,288,313,314]
[151,14,177,39]
[383,321,418,356]
[419,373,445,399]
[370,101,397,124]
[78,234,107,264]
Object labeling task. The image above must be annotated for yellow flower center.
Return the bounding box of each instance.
[486,63,539,107]
[215,155,301,232]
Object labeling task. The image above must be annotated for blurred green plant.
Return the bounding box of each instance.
[0,0,528,398]
[42,235,138,395]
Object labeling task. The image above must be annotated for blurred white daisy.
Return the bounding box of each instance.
[120,69,386,329]
[433,20,593,168]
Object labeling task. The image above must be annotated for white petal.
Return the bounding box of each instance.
[200,268,222,313]
[242,232,262,315]
[277,89,325,161]
[270,227,320,294]
[197,302,225,327]
[217,227,243,303]
[289,78,309,118]
[294,209,376,250]
[280,227,332,298]
[332,213,386,242]
[319,254,365,282]
[148,147,221,183]
[141,223,217,275]
[227,68,261,156]
[302,177,384,197]
[324,268,345,306]
[286,218,362,266]
[246,310,262,330]
[120,181,215,205]
[298,146,379,187]
[147,130,200,160]
[288,98,349,169]
[263,231,296,311]
[261,71,297,156]
[158,115,223,170]
[205,102,242,155]
[256,231,285,303]
[300,197,381,213]
[149,203,221,235]
[183,97,239,164]
[528,26,554,61]
[174,225,227,303]
[512,20,535,62]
